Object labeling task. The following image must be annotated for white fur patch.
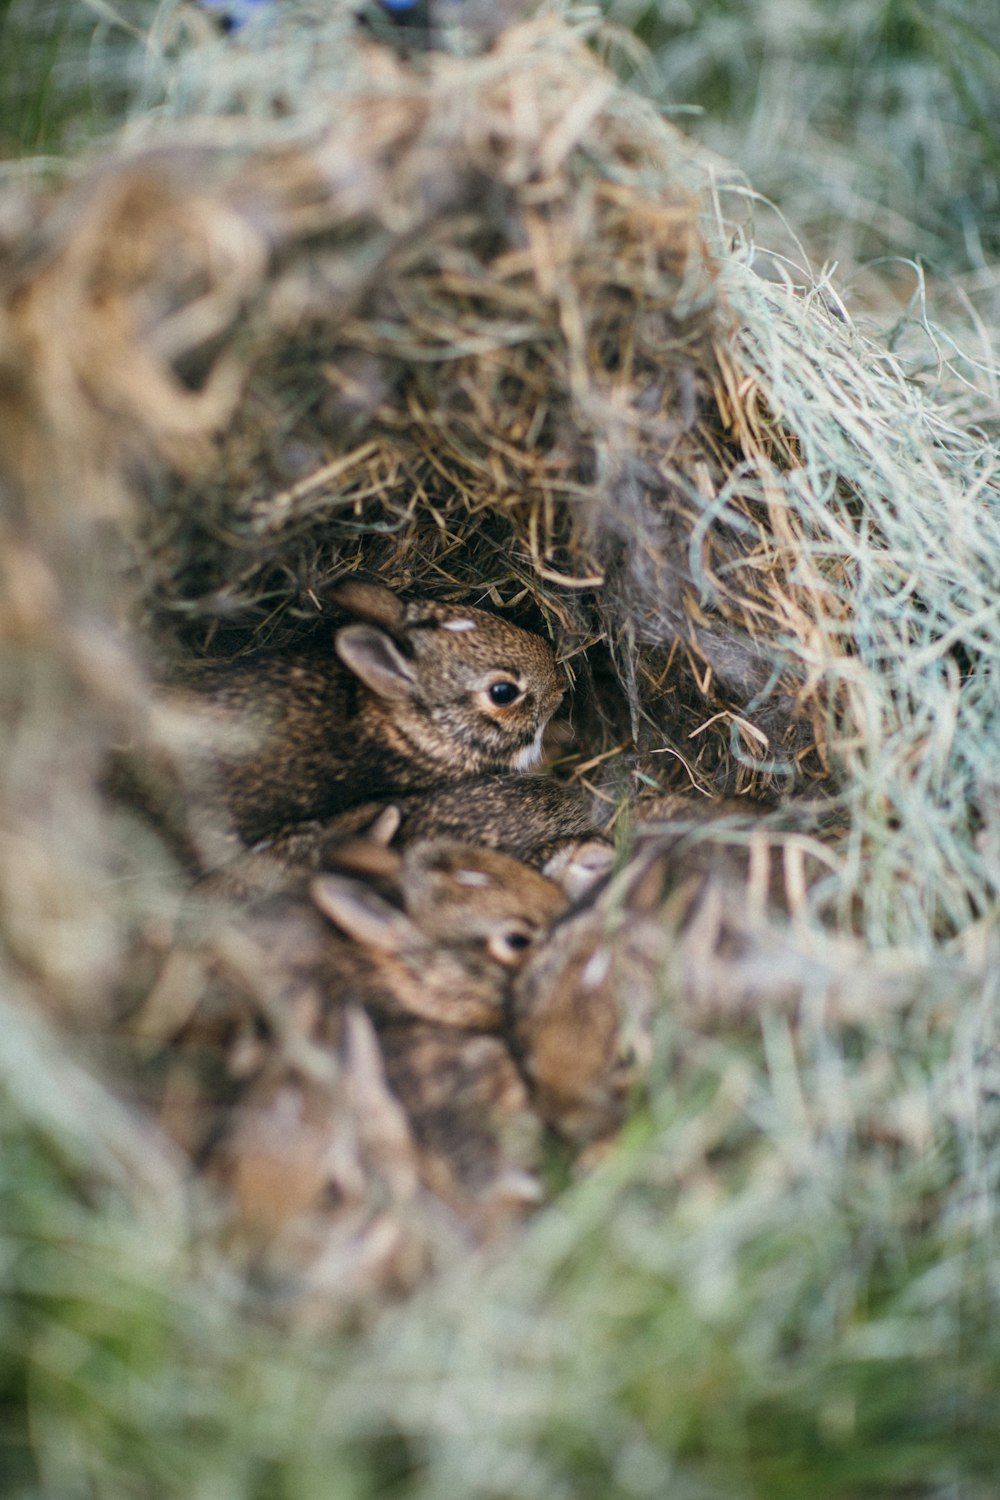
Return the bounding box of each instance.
[511,727,544,771]
[582,946,613,990]
[454,869,491,887]
[442,618,477,632]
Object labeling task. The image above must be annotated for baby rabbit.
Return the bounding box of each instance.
[258,774,614,899]
[215,1009,543,1258]
[312,838,569,1029]
[310,843,565,1225]
[148,834,567,1257]
[377,1022,543,1228]
[510,794,839,1145]
[511,892,653,1146]
[178,579,565,843]
[171,824,569,1031]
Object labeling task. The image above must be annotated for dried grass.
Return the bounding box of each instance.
[2,9,1000,1494]
[5,12,997,946]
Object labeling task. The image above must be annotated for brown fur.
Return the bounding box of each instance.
[174,583,565,843]
[511,899,647,1145]
[258,774,605,869]
[152,833,570,1244]
[511,794,839,1145]
[378,1023,541,1215]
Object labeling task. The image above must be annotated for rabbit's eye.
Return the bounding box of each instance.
[487,926,535,964]
[488,680,522,707]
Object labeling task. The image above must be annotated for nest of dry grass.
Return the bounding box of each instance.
[5,8,1000,1488]
[1,0,997,1101]
[2,11,996,1064]
[4,15,1000,1492]
[0,7,995,1098]
[3,14,839,821]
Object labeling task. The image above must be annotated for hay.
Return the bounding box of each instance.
[5,15,805,783]
[6,11,998,945]
[3,7,1000,1493]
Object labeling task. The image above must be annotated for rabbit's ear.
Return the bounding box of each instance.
[329,578,404,630]
[366,805,402,845]
[335,624,416,703]
[323,839,401,882]
[311,874,417,953]
[323,807,403,879]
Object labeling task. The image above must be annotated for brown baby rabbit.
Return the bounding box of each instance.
[511,891,653,1146]
[178,580,565,843]
[376,1022,543,1228]
[511,794,839,1145]
[146,833,568,1256]
[312,838,569,1029]
[255,775,614,900]
[173,822,570,1031]
[312,841,566,1225]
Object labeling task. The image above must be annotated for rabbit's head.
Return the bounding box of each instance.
[332,580,564,775]
[399,839,569,959]
[511,884,658,1143]
[312,837,569,1028]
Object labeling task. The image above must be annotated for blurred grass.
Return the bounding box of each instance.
[606,0,1000,275]
[5,943,1000,1498]
[0,0,151,159]
[6,0,999,270]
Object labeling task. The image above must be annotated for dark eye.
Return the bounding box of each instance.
[488,680,521,707]
[487,926,535,964]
